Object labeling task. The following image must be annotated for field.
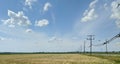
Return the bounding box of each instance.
[0,54,119,64]
[90,54,120,64]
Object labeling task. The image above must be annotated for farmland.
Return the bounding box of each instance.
[90,54,120,64]
[0,54,119,64]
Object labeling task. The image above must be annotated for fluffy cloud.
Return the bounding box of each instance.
[35,19,49,27]
[81,0,98,22]
[43,2,52,12]
[25,29,32,33]
[111,0,120,28]
[25,0,37,9]
[89,0,98,8]
[49,36,57,42]
[81,9,98,22]
[0,25,82,52]
[48,36,62,42]
[2,10,31,27]
[104,3,109,10]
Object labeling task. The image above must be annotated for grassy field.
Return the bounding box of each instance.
[90,54,120,64]
[0,54,119,64]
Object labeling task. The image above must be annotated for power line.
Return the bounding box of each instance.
[103,33,120,45]
[92,40,103,46]
[92,33,120,47]
[87,35,95,55]
[105,40,108,54]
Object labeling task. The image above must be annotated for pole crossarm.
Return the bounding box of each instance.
[87,35,95,55]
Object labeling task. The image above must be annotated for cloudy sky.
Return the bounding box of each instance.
[0,0,120,52]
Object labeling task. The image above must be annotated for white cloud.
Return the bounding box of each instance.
[0,25,83,52]
[89,0,98,8]
[81,9,98,22]
[25,0,37,9]
[49,36,57,42]
[81,0,98,22]
[43,2,52,12]
[116,42,120,46]
[116,20,120,28]
[26,29,32,33]
[104,3,108,10]
[48,36,62,42]
[8,25,15,28]
[111,0,120,28]
[35,19,49,27]
[2,10,31,27]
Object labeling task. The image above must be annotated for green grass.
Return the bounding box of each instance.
[88,54,120,64]
[0,54,118,64]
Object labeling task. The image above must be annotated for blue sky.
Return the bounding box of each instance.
[0,0,120,52]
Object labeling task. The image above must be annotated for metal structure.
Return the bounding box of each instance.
[88,33,120,53]
[92,33,120,46]
[102,33,120,45]
[87,35,95,55]
[117,3,120,8]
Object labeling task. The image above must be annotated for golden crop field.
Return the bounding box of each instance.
[0,54,117,64]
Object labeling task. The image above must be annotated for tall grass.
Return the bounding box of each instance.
[0,54,115,64]
[89,54,120,64]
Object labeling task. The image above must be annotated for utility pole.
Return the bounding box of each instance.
[87,35,95,55]
[84,41,86,53]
